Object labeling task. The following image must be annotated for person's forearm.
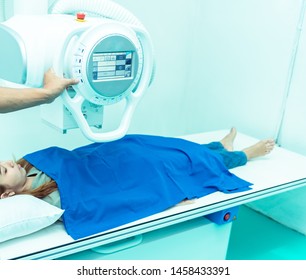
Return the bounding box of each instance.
[0,87,51,113]
[0,69,78,113]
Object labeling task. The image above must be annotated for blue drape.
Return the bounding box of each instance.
[24,135,252,239]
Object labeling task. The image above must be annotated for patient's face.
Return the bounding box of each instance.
[0,161,27,193]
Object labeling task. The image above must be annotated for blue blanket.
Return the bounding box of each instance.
[24,135,252,239]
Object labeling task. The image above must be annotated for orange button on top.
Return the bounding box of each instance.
[76,12,86,21]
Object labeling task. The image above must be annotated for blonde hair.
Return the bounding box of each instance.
[17,158,58,198]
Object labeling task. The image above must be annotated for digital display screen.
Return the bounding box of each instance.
[92,51,133,81]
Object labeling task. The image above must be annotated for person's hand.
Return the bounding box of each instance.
[175,199,196,207]
[42,68,79,102]
[0,191,15,199]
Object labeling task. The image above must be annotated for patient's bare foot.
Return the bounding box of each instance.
[220,127,237,151]
[243,139,275,160]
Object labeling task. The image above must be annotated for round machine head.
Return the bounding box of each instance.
[67,21,143,106]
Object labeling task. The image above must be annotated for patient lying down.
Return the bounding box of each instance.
[0,128,274,239]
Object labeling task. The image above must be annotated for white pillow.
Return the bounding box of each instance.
[0,194,64,243]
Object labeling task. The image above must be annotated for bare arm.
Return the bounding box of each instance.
[0,69,79,113]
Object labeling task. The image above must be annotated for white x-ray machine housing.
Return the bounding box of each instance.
[0,0,154,142]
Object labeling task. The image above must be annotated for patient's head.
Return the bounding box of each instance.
[0,159,58,199]
[0,160,28,199]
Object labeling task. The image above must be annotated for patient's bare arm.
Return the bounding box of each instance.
[0,69,78,113]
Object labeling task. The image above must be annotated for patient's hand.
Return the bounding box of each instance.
[0,191,15,199]
[175,199,196,207]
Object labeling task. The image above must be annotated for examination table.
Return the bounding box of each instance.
[1,130,306,260]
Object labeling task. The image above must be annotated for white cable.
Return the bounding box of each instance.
[49,0,144,29]
[275,0,306,144]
